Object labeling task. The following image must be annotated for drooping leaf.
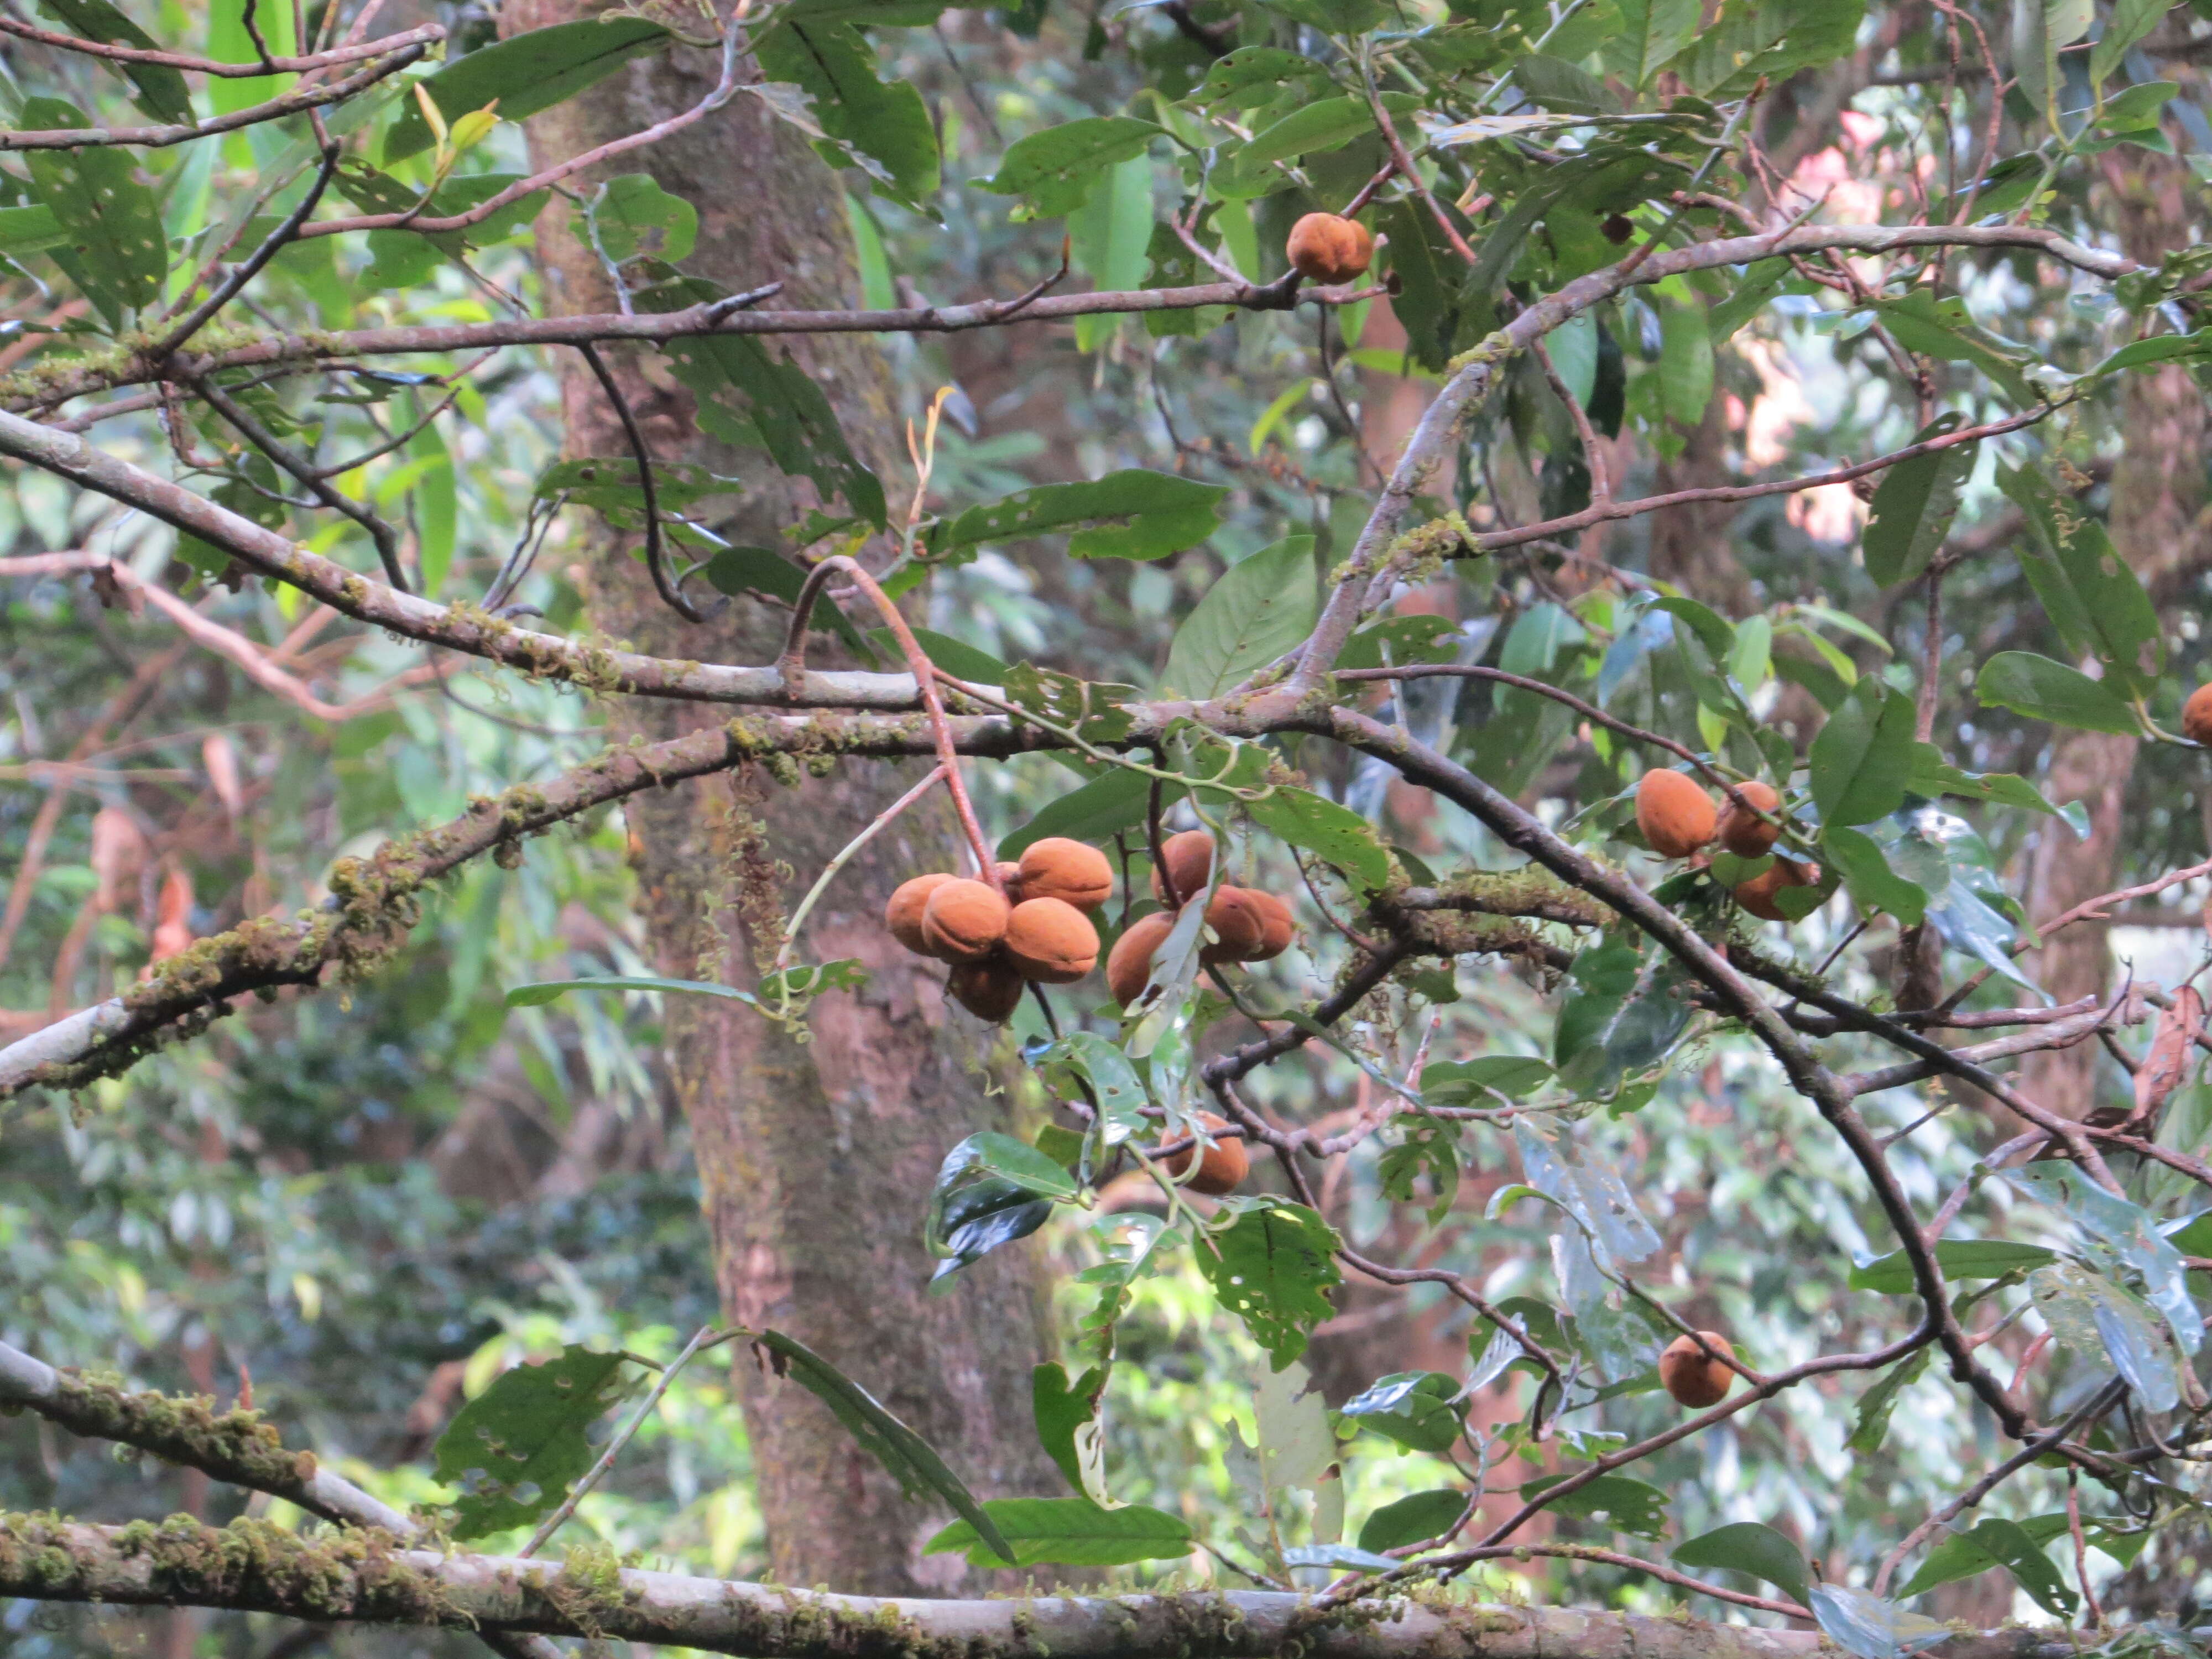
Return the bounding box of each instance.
[1604,0,1700,87]
[926,470,1227,563]
[1658,295,1713,428]
[926,1131,1077,1283]
[1031,1361,1110,1500]
[1998,463,2163,693]
[384,18,674,163]
[433,1344,636,1539]
[754,1329,1015,1564]
[1847,1347,1930,1454]
[925,1497,1191,1566]
[982,117,1161,218]
[1809,680,1916,827]
[20,98,167,325]
[701,544,878,664]
[1863,414,1974,587]
[1160,536,1318,698]
[1974,651,2138,734]
[2090,0,2167,84]
[1672,1521,1810,1606]
[753,17,940,207]
[1823,826,1927,926]
[1195,1198,1342,1370]
[1339,1371,1465,1454]
[1848,1238,2056,1295]
[1244,787,1392,892]
[36,0,194,125]
[1898,1516,2078,1618]
[1420,1055,1554,1103]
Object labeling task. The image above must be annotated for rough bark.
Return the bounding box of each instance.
[2018,147,2210,1122]
[508,6,1063,1593]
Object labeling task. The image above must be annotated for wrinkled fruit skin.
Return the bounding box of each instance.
[1243,889,1295,961]
[1107,911,1176,1007]
[949,959,1025,1022]
[1635,768,1717,858]
[1286,212,1374,285]
[919,878,1011,962]
[1717,781,1782,858]
[1018,837,1114,911]
[2187,683,2212,745]
[886,873,956,954]
[1151,830,1217,905]
[1164,1110,1250,1197]
[1659,1331,1736,1409]
[1003,897,1100,983]
[1735,857,1819,922]
[993,860,1025,900]
[1199,888,1267,965]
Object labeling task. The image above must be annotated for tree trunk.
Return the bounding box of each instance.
[509,8,1064,1593]
[2018,147,2210,1121]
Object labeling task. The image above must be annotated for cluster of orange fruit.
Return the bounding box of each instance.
[1104,831,1294,1008]
[885,837,1113,1020]
[1634,768,1818,921]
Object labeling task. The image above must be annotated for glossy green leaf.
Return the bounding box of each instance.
[755,1329,1015,1563]
[1974,651,2138,734]
[1898,1516,2077,1618]
[701,544,877,663]
[1823,826,1927,926]
[1357,1488,1467,1553]
[1196,1198,1342,1370]
[925,1498,1191,1566]
[1000,768,1176,859]
[1242,92,1415,166]
[1672,1521,1809,1606]
[505,974,757,1008]
[1161,536,1318,697]
[982,117,1160,218]
[1849,1238,2055,1294]
[1519,1472,1667,1540]
[1809,680,1915,827]
[1421,1055,1554,1103]
[385,18,674,163]
[434,1344,635,1538]
[1863,414,1973,587]
[1339,1370,1465,1453]
[1809,1584,1950,1659]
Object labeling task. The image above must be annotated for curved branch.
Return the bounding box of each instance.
[0,46,424,149]
[0,14,442,73]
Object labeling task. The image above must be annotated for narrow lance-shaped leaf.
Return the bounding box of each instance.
[384,18,675,162]
[1863,414,1974,588]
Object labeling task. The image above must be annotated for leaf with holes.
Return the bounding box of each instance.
[433,1344,637,1539]
[753,17,940,208]
[1245,787,1392,892]
[1196,1198,1342,1370]
[1898,1516,2077,1619]
[20,98,166,325]
[928,471,1227,564]
[36,0,193,124]
[983,117,1161,218]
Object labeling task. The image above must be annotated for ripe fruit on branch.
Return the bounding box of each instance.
[919,878,1011,962]
[1162,1110,1249,1196]
[1635,768,1717,858]
[1659,1331,1737,1408]
[1199,887,1267,964]
[993,860,1025,898]
[2186,683,2212,744]
[1717,781,1782,858]
[1017,837,1114,911]
[1107,911,1176,1007]
[949,959,1025,1022]
[1003,898,1100,983]
[1150,829,1217,905]
[1243,889,1295,961]
[886,873,956,954]
[1734,857,1819,922]
[1286,212,1374,285]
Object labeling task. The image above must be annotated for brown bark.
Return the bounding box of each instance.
[2018,148,2211,1122]
[509,6,1063,1593]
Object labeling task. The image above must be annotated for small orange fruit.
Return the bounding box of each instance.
[1150,830,1217,906]
[1106,911,1176,1008]
[1003,897,1100,984]
[1286,212,1374,285]
[949,958,1026,1021]
[1659,1331,1736,1409]
[1635,768,1717,859]
[1242,889,1295,961]
[919,878,1011,962]
[1016,837,1114,911]
[1198,887,1267,965]
[1162,1110,1250,1196]
[2185,684,2212,744]
[886,873,955,954]
[1717,781,1782,858]
[1734,857,1820,922]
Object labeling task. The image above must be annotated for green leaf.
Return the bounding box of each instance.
[1244,787,1392,891]
[384,18,674,163]
[1160,536,1317,698]
[1000,768,1176,859]
[1905,743,2064,816]
[928,470,1226,563]
[1357,1488,1467,1554]
[1518,1472,1667,1541]
[1658,295,1714,428]
[1898,1517,2077,1618]
[2094,0,2164,81]
[754,1329,1016,1564]
[637,273,886,528]
[1809,680,1916,827]
[1846,1348,1930,1453]
[0,204,68,256]
[926,1131,1077,1282]
[586,173,697,264]
[1241,93,1416,167]
[1031,1361,1109,1500]
[503,974,756,1008]
[433,1344,635,1539]
[1196,1198,1342,1370]
[1663,0,1864,96]
[1998,463,2162,692]
[406,398,456,597]
[20,98,167,325]
[1863,414,1974,587]
[1823,826,1927,926]
[2087,328,2212,377]
[864,627,1006,686]
[36,0,194,125]
[1509,53,1621,113]
[982,117,1160,219]
[924,1498,1191,1567]
[1340,1371,1466,1453]
[1605,0,1699,87]
[205,0,293,113]
[1035,1031,1148,1147]
[1974,651,2138,734]
[753,17,940,207]
[1672,1521,1810,1606]
[1337,614,1459,671]
[1849,1238,2056,1295]
[1421,1055,1554,1104]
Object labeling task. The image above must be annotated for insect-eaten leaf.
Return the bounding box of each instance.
[1196,1198,1342,1370]
[432,1344,637,1539]
[924,1496,1190,1566]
